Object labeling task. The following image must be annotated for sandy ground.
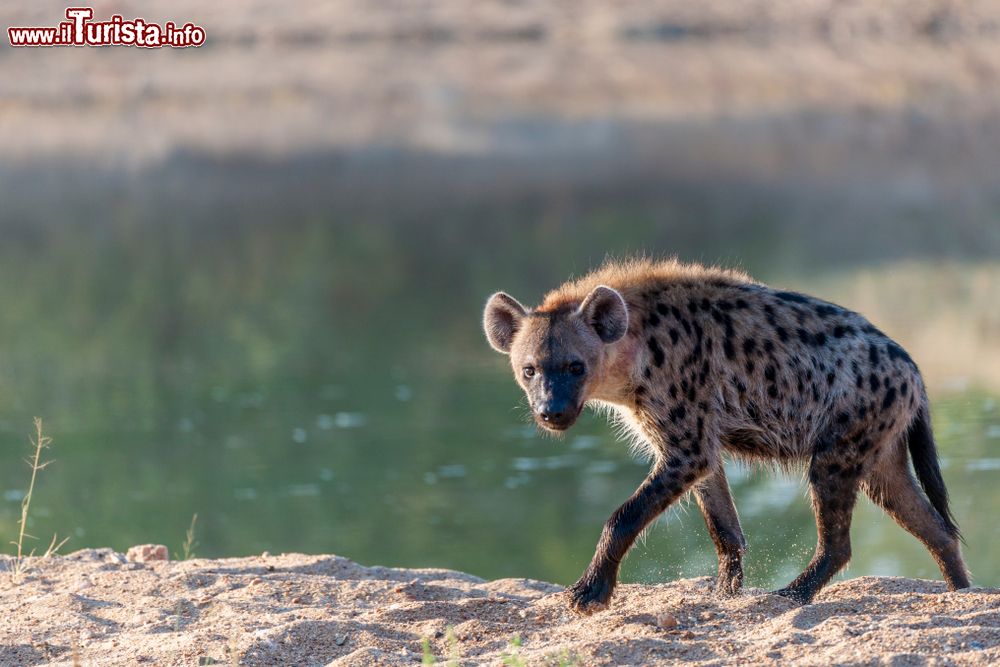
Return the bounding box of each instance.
[0,550,997,666]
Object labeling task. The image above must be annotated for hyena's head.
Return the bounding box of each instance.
[483,285,629,432]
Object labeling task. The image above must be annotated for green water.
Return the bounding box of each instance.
[0,213,997,590]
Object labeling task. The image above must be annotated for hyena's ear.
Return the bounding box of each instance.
[578,285,628,343]
[483,292,527,354]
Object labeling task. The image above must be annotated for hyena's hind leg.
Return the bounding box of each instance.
[775,438,862,604]
[863,426,970,590]
[693,464,747,596]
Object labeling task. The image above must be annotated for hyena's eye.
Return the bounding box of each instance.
[568,361,586,376]
[523,366,536,379]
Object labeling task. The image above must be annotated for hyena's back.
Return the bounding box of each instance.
[542,258,925,465]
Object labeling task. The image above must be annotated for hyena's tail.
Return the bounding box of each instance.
[906,406,962,541]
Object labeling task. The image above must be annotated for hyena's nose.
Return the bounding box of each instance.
[539,409,562,422]
[537,405,573,428]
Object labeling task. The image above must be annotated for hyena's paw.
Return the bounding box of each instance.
[567,573,614,615]
[715,574,743,597]
[715,558,744,597]
[772,586,813,605]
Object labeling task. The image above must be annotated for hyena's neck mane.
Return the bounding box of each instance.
[538,258,755,408]
[536,258,753,313]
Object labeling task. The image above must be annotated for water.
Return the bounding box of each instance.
[0,201,997,590]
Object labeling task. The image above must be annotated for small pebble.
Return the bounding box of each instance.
[126,544,169,563]
[656,614,679,629]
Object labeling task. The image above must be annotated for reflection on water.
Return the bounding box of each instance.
[0,216,997,590]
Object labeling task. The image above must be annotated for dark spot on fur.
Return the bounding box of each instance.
[869,373,879,392]
[735,299,749,309]
[669,328,680,345]
[643,366,652,380]
[745,359,756,374]
[868,343,880,366]
[723,339,735,360]
[826,372,835,386]
[648,336,665,367]
[742,338,757,356]
[768,385,779,399]
[882,387,897,410]
[648,312,661,327]
[837,412,850,424]
[764,365,777,382]
[775,326,788,342]
[669,384,678,399]
[763,340,775,353]
[815,304,839,318]
[687,300,699,314]
[833,325,855,338]
[775,291,810,304]
[656,303,669,316]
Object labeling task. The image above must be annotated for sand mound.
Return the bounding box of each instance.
[0,550,996,665]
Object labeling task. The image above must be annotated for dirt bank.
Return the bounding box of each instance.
[0,550,997,665]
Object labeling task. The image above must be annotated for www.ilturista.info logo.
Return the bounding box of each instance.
[8,7,205,48]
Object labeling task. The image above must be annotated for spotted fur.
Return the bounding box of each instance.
[484,258,970,614]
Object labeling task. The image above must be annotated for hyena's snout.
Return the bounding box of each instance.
[535,399,580,430]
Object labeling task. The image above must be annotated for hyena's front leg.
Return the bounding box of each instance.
[693,464,747,596]
[569,459,710,614]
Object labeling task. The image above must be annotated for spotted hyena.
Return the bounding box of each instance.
[482,258,970,613]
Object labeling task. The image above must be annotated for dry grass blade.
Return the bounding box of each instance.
[11,417,61,580]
